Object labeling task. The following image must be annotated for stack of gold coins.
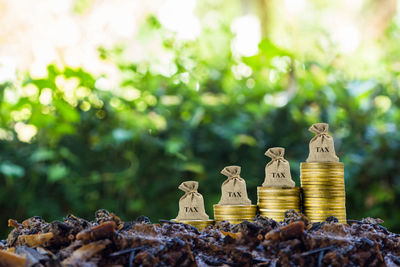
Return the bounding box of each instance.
[213,205,257,224]
[257,187,301,221]
[300,162,346,223]
[171,219,214,230]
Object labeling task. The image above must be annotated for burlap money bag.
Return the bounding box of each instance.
[263,147,295,188]
[175,181,209,220]
[306,123,339,162]
[218,166,251,205]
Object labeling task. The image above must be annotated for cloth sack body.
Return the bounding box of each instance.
[218,166,251,205]
[263,147,295,188]
[306,123,339,162]
[176,181,209,220]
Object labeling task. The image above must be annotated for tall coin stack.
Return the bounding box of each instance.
[300,162,346,223]
[258,147,300,221]
[214,166,256,224]
[302,123,346,223]
[257,187,301,221]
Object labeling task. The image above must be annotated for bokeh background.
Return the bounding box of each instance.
[0,0,400,237]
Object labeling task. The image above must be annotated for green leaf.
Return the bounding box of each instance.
[0,162,25,178]
[112,128,134,143]
[30,149,56,162]
[48,164,69,182]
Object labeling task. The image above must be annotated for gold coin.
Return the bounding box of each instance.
[301,175,344,178]
[259,209,301,213]
[213,204,257,209]
[256,195,300,200]
[302,184,345,187]
[304,204,345,208]
[303,200,345,204]
[258,209,299,213]
[303,199,345,203]
[304,202,345,206]
[303,194,345,198]
[302,182,345,184]
[304,193,345,196]
[214,214,256,218]
[301,162,344,167]
[257,191,301,195]
[303,195,345,198]
[258,205,300,209]
[302,186,345,190]
[301,177,344,180]
[257,198,300,202]
[257,187,300,193]
[301,168,344,172]
[302,189,345,192]
[303,196,345,199]
[214,206,257,209]
[259,213,286,217]
[214,215,255,219]
[304,211,346,214]
[214,209,257,212]
[214,210,257,214]
[300,175,344,182]
[301,170,344,174]
[304,205,346,209]
[301,181,344,185]
[214,213,256,217]
[213,208,257,212]
[302,192,345,196]
[258,205,299,209]
[257,186,300,190]
[259,199,299,203]
[257,194,300,198]
[301,173,344,176]
[215,217,255,220]
[301,168,344,171]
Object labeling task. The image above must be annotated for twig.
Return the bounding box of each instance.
[108,246,145,257]
[301,246,335,257]
[317,250,324,267]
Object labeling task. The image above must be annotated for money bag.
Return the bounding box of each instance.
[218,166,251,205]
[306,123,339,162]
[263,147,295,188]
[175,181,209,220]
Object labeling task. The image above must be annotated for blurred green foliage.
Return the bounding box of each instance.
[1,14,400,238]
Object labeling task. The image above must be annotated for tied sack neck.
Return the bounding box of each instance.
[265,147,287,168]
[178,181,200,201]
[221,166,242,186]
[309,123,332,144]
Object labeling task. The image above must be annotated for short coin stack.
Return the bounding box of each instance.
[213,204,257,224]
[257,187,301,222]
[300,162,346,223]
[171,219,214,230]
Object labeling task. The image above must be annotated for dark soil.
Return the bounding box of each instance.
[2,209,400,266]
